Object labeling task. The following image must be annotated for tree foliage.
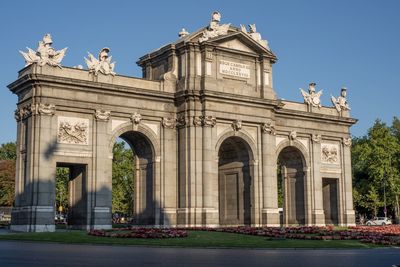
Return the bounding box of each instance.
[55,167,69,212]
[0,142,17,206]
[112,141,135,215]
[0,160,15,206]
[352,117,400,221]
[0,142,17,161]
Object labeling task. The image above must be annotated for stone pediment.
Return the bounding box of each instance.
[209,32,276,59]
[182,29,276,60]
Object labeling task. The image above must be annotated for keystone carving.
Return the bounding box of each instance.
[289,131,297,140]
[232,120,242,132]
[130,112,142,125]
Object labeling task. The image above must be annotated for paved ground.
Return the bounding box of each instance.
[0,241,399,267]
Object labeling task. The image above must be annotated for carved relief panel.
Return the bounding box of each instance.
[57,117,89,145]
[321,143,339,164]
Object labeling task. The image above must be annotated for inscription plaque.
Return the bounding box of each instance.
[219,60,250,79]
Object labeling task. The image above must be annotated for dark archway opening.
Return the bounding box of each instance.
[218,136,252,226]
[116,131,155,225]
[278,146,306,225]
[55,163,87,229]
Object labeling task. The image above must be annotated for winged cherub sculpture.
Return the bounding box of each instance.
[85,47,116,76]
[300,82,323,108]
[20,34,67,68]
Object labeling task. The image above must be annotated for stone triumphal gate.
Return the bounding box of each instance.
[9,12,356,232]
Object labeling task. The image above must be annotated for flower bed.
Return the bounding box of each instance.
[87,225,400,245]
[179,225,400,246]
[88,227,188,238]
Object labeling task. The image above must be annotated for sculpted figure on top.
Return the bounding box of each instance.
[331,87,350,113]
[85,47,116,76]
[240,24,270,50]
[300,82,323,108]
[20,34,67,68]
[199,11,231,42]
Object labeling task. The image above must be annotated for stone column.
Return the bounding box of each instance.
[261,122,279,226]
[311,135,325,226]
[11,103,57,232]
[91,110,112,230]
[342,137,355,226]
[202,115,218,225]
[162,117,178,226]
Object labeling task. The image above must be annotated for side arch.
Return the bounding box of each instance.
[275,139,310,168]
[276,139,310,226]
[108,122,161,157]
[215,130,258,162]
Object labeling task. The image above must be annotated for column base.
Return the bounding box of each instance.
[11,224,55,232]
[313,209,326,226]
[261,208,280,226]
[161,208,177,226]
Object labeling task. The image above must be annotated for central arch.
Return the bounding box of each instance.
[218,136,253,226]
[114,130,156,225]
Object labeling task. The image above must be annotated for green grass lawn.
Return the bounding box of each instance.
[0,230,381,249]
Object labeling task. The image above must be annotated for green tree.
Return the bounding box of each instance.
[0,142,17,206]
[0,160,15,206]
[352,118,400,221]
[55,167,69,212]
[112,141,135,215]
[0,142,17,161]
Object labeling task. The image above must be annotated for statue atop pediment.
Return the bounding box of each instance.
[300,82,323,108]
[331,87,350,112]
[240,24,270,50]
[20,34,67,68]
[85,47,116,76]
[199,11,231,42]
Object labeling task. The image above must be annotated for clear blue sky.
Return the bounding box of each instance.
[1,0,399,144]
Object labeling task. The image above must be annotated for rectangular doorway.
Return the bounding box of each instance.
[322,178,339,225]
